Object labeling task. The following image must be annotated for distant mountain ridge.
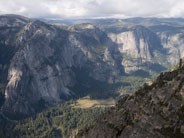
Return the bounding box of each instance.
[48,17,184,73]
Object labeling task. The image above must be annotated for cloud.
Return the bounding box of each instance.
[0,0,184,19]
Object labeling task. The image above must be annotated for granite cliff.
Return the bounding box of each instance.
[0,15,123,116]
[108,25,165,74]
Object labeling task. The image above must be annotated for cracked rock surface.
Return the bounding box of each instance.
[77,66,184,138]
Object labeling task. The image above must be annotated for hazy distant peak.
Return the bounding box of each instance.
[68,23,96,31]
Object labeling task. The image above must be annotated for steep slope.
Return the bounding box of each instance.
[0,15,123,117]
[153,26,184,66]
[108,25,166,74]
[46,18,184,74]
[0,15,30,110]
[77,65,184,138]
[101,18,184,75]
[0,15,29,82]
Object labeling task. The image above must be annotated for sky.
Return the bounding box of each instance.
[0,0,184,19]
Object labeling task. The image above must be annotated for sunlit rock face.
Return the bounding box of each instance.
[158,32,184,65]
[108,26,164,74]
[107,22,184,75]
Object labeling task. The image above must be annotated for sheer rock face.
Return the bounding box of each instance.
[0,15,123,115]
[77,67,184,138]
[158,32,184,65]
[108,26,164,73]
[108,25,184,74]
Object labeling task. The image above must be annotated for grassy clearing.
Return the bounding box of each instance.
[72,96,115,108]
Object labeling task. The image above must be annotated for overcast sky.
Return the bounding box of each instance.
[0,0,184,19]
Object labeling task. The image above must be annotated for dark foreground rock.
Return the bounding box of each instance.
[77,66,184,138]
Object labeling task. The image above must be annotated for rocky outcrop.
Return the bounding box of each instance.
[77,64,184,138]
